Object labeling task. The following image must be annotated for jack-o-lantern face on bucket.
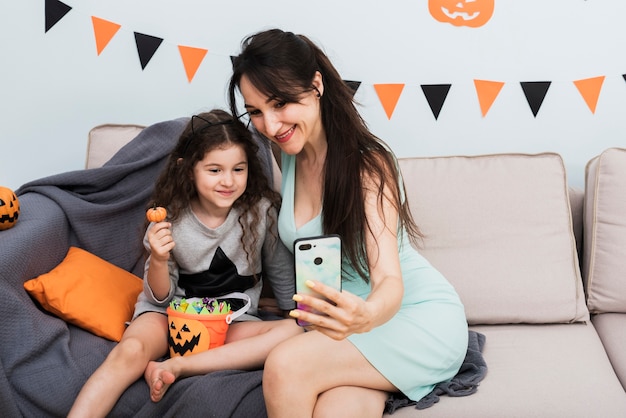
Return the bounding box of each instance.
[168,316,210,357]
[429,0,495,28]
[0,187,20,231]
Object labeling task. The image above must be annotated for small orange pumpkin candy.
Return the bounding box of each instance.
[0,186,20,231]
[146,206,167,223]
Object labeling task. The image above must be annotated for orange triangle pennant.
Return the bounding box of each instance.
[178,45,208,83]
[573,76,605,114]
[473,79,504,117]
[373,84,405,119]
[91,16,121,56]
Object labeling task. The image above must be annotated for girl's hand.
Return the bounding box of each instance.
[147,222,175,262]
[290,280,375,340]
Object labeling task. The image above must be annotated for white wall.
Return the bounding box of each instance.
[3,0,626,190]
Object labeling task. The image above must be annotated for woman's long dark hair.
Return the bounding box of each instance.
[149,109,281,268]
[229,29,422,281]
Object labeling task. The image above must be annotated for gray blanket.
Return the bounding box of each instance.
[385,330,488,413]
[3,118,269,417]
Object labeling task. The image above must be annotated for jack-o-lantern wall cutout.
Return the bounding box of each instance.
[429,0,495,28]
[0,187,20,231]
[168,316,210,357]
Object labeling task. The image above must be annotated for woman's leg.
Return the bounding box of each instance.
[145,318,302,402]
[314,386,388,418]
[262,331,396,418]
[68,312,168,418]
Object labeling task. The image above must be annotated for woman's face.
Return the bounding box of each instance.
[239,73,325,155]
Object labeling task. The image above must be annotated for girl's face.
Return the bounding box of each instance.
[239,73,324,155]
[192,144,248,213]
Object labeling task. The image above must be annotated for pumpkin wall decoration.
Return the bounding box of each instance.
[428,0,495,28]
[168,315,211,357]
[0,187,20,230]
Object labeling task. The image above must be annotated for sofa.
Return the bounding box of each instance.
[2,118,626,417]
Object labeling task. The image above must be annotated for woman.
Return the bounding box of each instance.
[229,29,468,417]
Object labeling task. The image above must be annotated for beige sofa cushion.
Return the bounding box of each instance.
[399,153,588,325]
[86,124,145,169]
[592,313,626,391]
[583,148,626,313]
[387,324,626,417]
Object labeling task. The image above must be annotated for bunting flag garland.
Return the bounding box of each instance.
[421,84,451,120]
[41,1,620,121]
[91,17,121,56]
[45,0,72,33]
[134,32,164,70]
[178,46,208,82]
[520,81,551,117]
[344,80,362,97]
[573,76,605,114]
[374,84,405,119]
[474,79,505,117]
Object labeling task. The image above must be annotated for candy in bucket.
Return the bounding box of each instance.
[167,292,250,357]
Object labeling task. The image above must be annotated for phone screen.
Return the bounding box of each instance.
[293,234,342,326]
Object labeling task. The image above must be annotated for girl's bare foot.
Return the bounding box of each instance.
[145,360,177,402]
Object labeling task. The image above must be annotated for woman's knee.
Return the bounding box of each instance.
[313,386,388,418]
[264,338,292,376]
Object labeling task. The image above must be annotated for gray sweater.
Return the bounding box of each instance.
[136,198,295,320]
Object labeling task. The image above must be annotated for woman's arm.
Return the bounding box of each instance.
[290,168,404,339]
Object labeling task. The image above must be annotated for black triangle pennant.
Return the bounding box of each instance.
[45,0,72,33]
[421,84,451,120]
[343,80,362,97]
[520,81,551,117]
[134,32,164,70]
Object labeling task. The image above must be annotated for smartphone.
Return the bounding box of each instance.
[293,234,342,327]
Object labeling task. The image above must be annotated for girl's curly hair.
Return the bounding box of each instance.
[148,109,281,269]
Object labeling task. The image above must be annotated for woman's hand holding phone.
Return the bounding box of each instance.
[290,279,375,340]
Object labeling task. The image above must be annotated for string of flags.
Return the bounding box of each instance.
[45,0,618,120]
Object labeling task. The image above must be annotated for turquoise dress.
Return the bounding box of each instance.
[278,153,469,402]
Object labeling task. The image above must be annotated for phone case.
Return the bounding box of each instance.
[293,234,342,327]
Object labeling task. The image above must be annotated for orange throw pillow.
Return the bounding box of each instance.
[24,247,143,341]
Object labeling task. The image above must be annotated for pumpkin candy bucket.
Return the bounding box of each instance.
[167,292,250,357]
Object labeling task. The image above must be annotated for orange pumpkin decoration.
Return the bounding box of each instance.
[168,313,211,357]
[0,187,20,231]
[146,206,167,223]
[167,308,231,357]
[429,0,495,28]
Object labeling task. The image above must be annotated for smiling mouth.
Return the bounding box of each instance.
[275,125,295,143]
[442,8,480,20]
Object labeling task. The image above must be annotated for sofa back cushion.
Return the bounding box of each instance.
[86,124,146,169]
[583,148,626,313]
[399,153,588,325]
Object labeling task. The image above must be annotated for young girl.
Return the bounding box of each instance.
[68,109,301,417]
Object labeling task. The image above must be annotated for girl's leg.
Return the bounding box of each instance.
[145,318,301,402]
[68,312,168,418]
[262,331,396,418]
